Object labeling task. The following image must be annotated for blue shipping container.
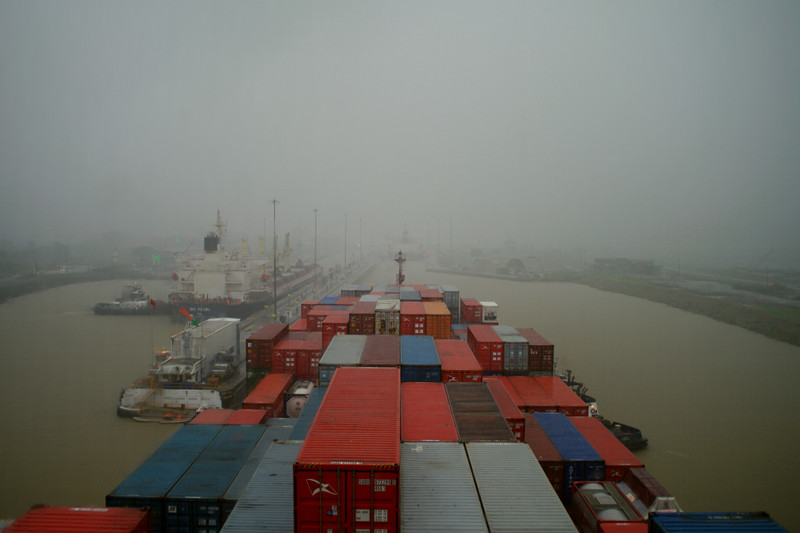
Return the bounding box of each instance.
[166,425,266,532]
[289,386,327,440]
[106,424,223,532]
[650,512,788,532]
[534,412,604,501]
[400,335,441,382]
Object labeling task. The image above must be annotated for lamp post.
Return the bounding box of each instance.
[271,199,278,322]
[344,212,347,274]
[313,208,318,297]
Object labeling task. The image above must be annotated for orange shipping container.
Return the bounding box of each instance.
[423,301,451,339]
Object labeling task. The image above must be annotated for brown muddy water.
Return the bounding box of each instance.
[1,263,798,530]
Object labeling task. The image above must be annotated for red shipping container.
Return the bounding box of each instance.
[274,339,322,381]
[423,301,451,339]
[418,286,443,301]
[360,335,400,366]
[620,467,674,510]
[506,376,557,412]
[400,301,426,335]
[523,413,565,495]
[337,296,360,306]
[294,367,400,533]
[460,297,482,324]
[570,416,644,482]
[297,339,323,381]
[307,305,333,331]
[516,327,555,374]
[225,409,268,425]
[467,324,504,372]
[289,318,308,331]
[322,310,350,351]
[435,339,482,382]
[246,323,289,371]
[401,382,458,442]
[534,376,589,416]
[348,301,376,334]
[483,378,525,441]
[301,300,319,318]
[5,506,150,533]
[241,373,293,416]
[189,408,234,425]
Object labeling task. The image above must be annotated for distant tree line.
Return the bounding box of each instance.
[576,274,800,347]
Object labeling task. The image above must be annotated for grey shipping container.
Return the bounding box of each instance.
[492,325,529,372]
[317,335,366,387]
[400,442,488,532]
[221,419,298,519]
[466,442,577,533]
[220,442,303,533]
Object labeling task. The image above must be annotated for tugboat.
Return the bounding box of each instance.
[93,282,154,315]
[561,369,649,450]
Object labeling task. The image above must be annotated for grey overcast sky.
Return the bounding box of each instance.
[1,1,799,266]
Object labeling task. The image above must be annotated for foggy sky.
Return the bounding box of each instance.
[1,1,799,267]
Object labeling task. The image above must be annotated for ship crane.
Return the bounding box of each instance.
[395,250,406,285]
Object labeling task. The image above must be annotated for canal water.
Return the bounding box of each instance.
[1,262,798,530]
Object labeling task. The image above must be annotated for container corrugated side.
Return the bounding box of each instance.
[221,418,298,519]
[534,412,605,501]
[165,425,266,532]
[466,442,577,532]
[106,424,223,532]
[219,442,303,533]
[423,301,451,339]
[400,442,488,532]
[401,382,458,442]
[4,506,150,533]
[649,512,789,532]
[400,301,426,335]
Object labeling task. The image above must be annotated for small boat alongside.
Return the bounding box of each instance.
[560,369,649,450]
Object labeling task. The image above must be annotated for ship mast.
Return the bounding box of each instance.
[395,250,406,285]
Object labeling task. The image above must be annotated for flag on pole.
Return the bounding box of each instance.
[150,298,157,310]
[179,306,193,322]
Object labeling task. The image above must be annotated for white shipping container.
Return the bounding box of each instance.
[401,442,488,532]
[466,442,577,533]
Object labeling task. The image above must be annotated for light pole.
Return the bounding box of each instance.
[271,199,279,322]
[313,208,318,297]
[344,212,347,274]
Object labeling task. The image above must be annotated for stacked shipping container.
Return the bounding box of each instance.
[294,367,401,533]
